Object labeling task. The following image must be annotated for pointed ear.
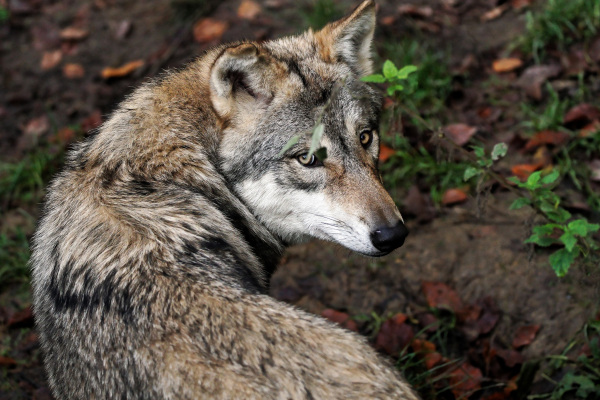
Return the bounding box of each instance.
[210,43,274,117]
[315,0,376,77]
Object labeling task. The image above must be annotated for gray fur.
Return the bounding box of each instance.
[31,1,419,398]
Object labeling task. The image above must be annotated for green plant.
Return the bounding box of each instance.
[559,133,600,211]
[0,6,9,23]
[0,229,31,285]
[463,143,508,182]
[302,0,344,30]
[379,40,452,117]
[539,319,600,399]
[382,136,471,204]
[509,170,599,277]
[518,0,600,63]
[0,148,61,206]
[520,85,571,133]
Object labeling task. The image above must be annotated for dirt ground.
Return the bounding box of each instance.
[1,0,599,399]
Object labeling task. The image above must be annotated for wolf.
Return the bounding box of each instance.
[31,1,417,398]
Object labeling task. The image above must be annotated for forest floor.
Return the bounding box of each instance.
[1,0,599,399]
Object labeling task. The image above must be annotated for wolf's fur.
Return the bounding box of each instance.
[31,1,418,398]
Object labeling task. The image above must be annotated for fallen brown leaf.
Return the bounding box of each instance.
[442,188,468,205]
[411,339,443,369]
[512,325,540,348]
[580,121,600,137]
[375,313,414,356]
[22,116,49,139]
[101,60,144,79]
[380,15,396,26]
[40,50,62,70]
[63,63,85,79]
[564,103,600,127]
[532,146,552,167]
[82,109,103,132]
[238,0,261,20]
[510,0,534,10]
[444,123,477,146]
[475,297,501,335]
[516,64,562,100]
[422,281,464,313]
[403,185,436,222]
[493,58,523,73]
[397,5,433,18]
[511,164,541,181]
[0,356,17,367]
[193,18,228,43]
[449,362,483,398]
[8,306,34,328]
[496,348,524,367]
[524,130,570,151]
[417,312,439,333]
[52,127,76,143]
[321,309,358,332]
[60,27,89,41]
[379,144,395,162]
[481,4,509,22]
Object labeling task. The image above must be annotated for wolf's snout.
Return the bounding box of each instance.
[370,222,409,253]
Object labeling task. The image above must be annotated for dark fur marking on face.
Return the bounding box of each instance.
[274,172,321,192]
[285,58,308,88]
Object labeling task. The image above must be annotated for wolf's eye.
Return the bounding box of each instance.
[360,130,373,148]
[297,153,319,167]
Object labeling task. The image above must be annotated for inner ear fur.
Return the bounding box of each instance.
[315,0,376,77]
[210,43,274,117]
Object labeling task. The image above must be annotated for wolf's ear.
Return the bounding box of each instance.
[210,43,273,117]
[315,0,376,76]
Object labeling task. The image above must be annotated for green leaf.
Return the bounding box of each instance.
[314,147,328,162]
[491,142,508,161]
[361,74,386,83]
[396,65,418,79]
[526,170,543,188]
[568,219,600,237]
[463,166,481,181]
[525,233,556,247]
[278,135,299,157]
[471,146,485,158]
[559,232,577,252]
[510,197,531,210]
[546,208,572,223]
[387,84,404,96]
[572,375,595,398]
[307,124,324,157]
[532,224,560,236]
[383,60,398,79]
[549,248,577,277]
[540,169,560,185]
[508,176,525,187]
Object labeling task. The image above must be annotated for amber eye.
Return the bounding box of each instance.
[360,130,373,148]
[298,153,317,167]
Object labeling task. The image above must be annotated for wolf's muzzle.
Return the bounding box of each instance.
[370,221,409,253]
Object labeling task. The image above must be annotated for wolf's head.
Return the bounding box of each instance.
[210,0,407,257]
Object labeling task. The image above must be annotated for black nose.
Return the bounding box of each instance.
[370,222,409,253]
